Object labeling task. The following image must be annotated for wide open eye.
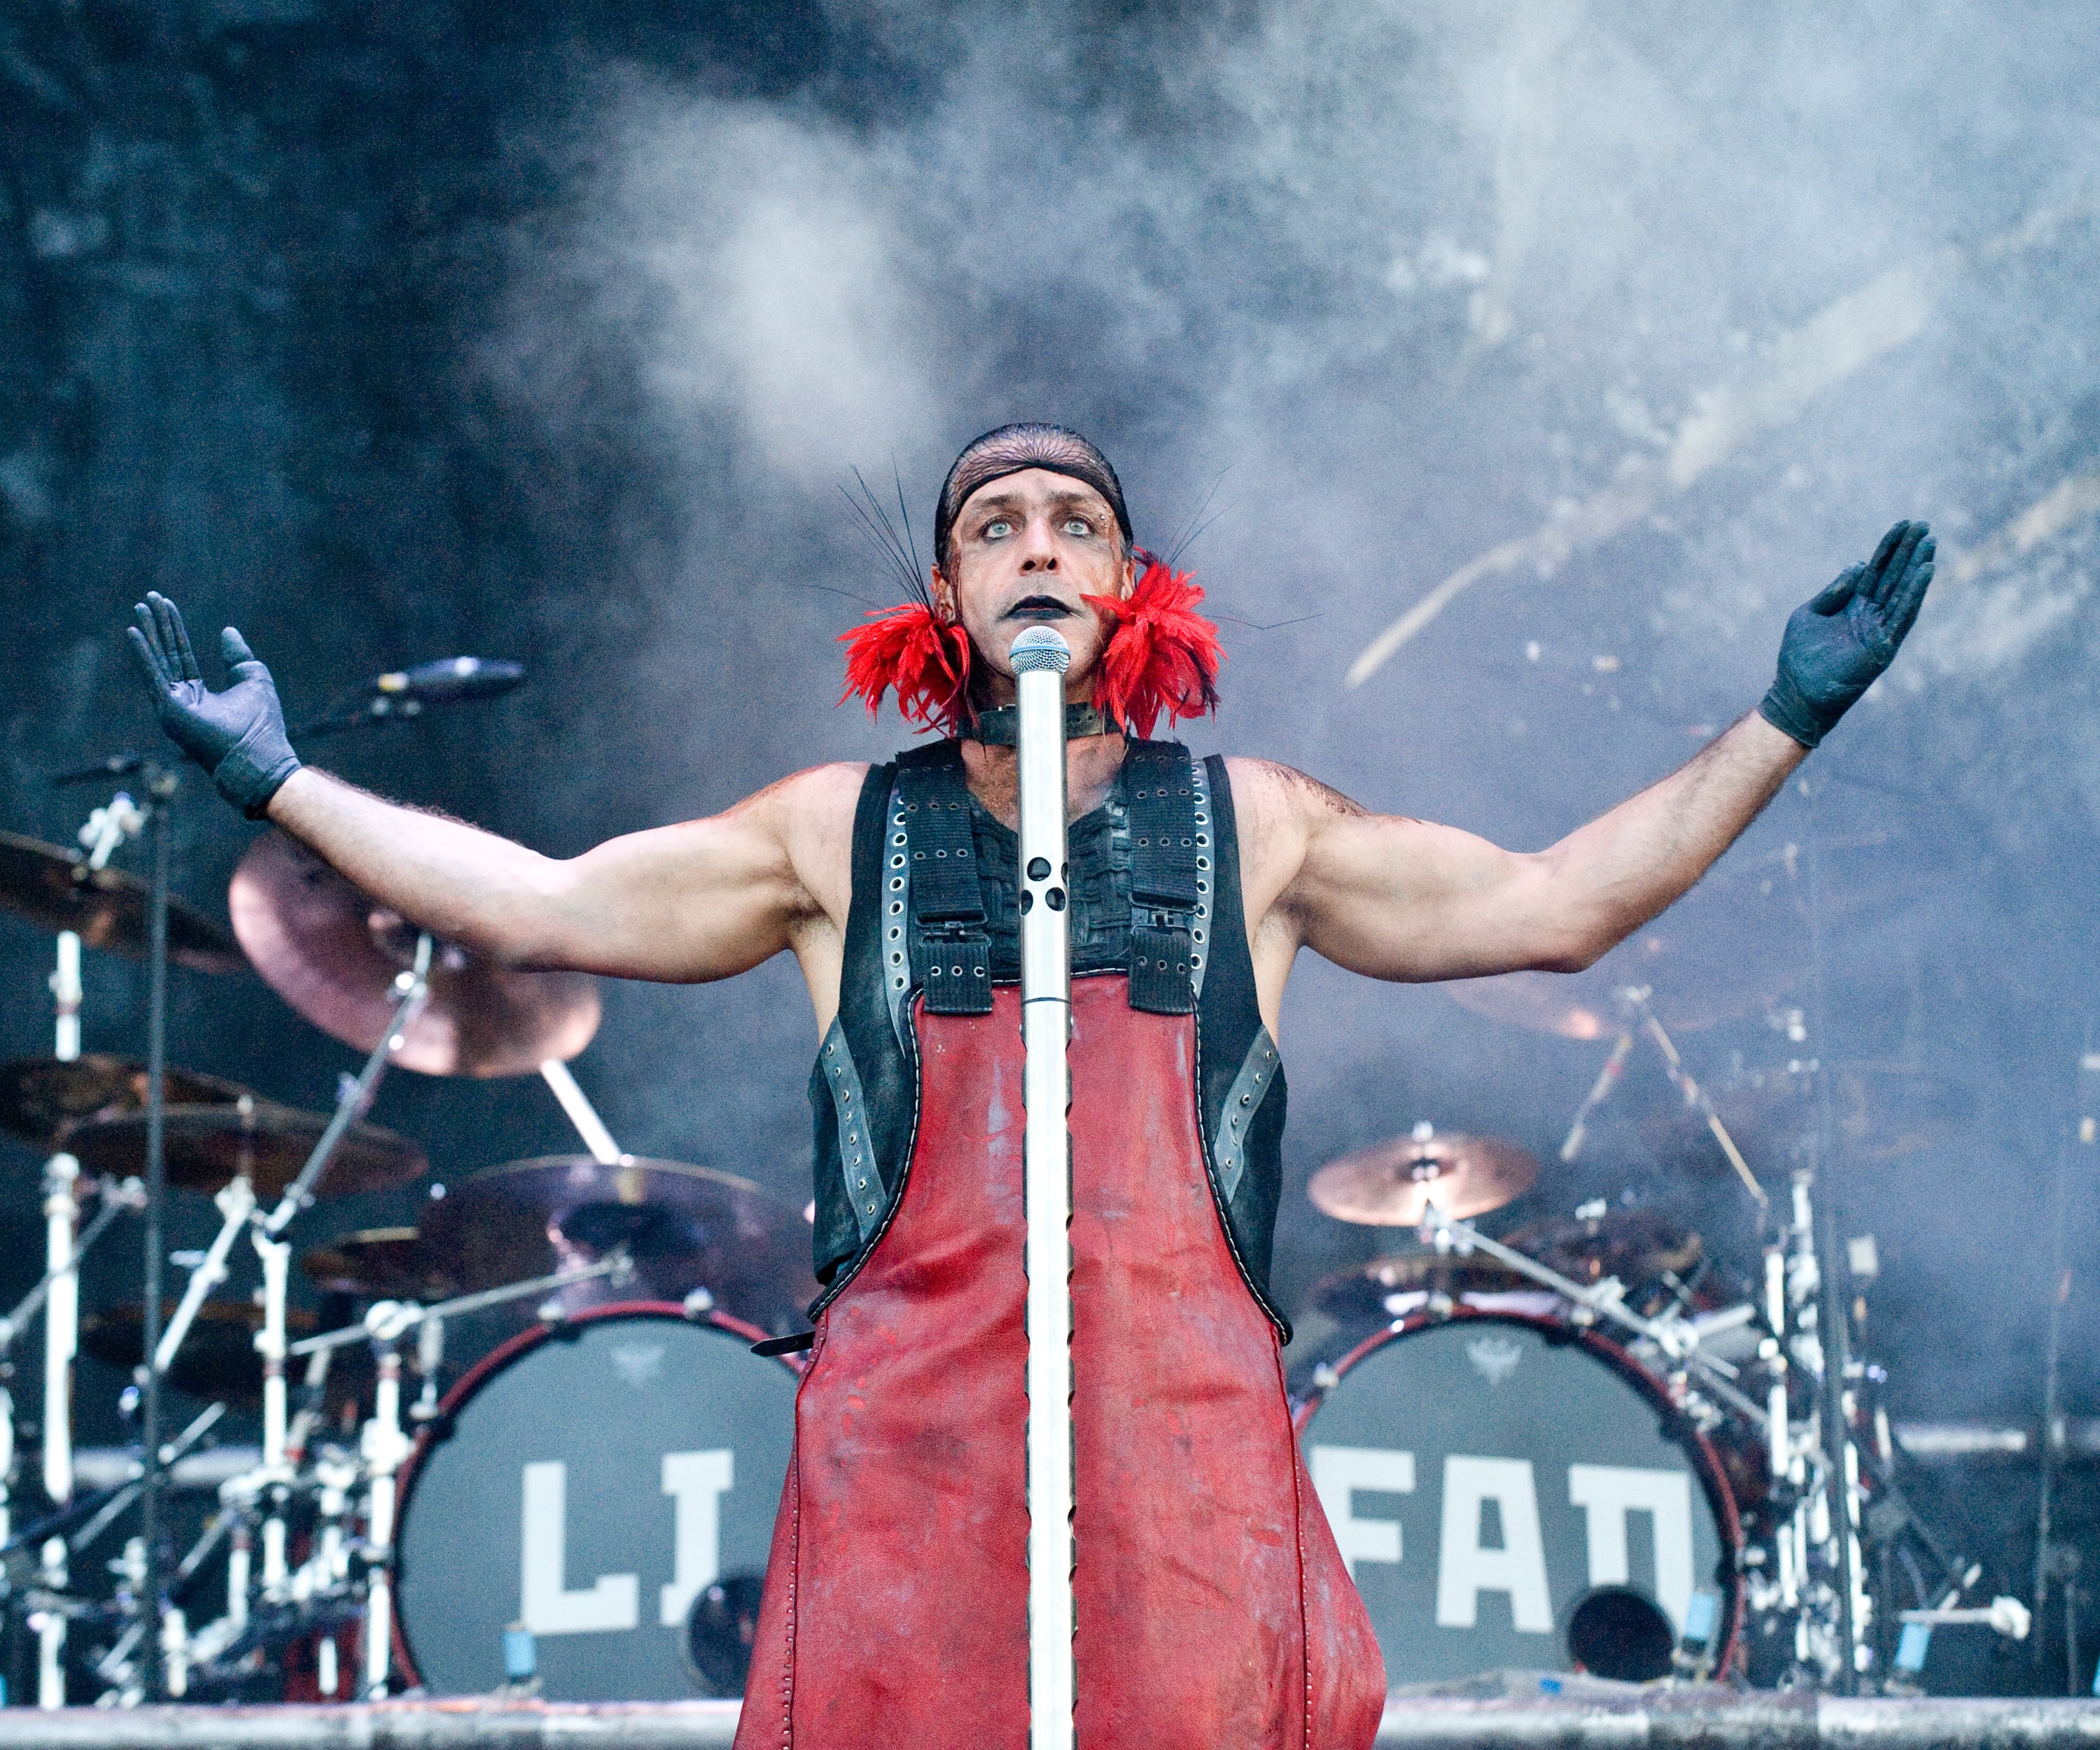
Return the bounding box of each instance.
[1062,517,1093,537]
[983,517,1014,539]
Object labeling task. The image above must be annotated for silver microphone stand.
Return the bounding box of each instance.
[1011,626,1074,1750]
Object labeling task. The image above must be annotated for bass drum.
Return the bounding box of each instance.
[394,1301,799,1700]
[1294,1310,1741,1685]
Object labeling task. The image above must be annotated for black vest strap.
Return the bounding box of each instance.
[1124,742,1200,1014]
[899,756,993,1014]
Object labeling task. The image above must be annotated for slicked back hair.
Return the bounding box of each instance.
[933,424,1133,572]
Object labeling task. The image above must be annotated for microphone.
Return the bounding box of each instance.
[294,657,526,740]
[365,656,524,715]
[50,752,145,788]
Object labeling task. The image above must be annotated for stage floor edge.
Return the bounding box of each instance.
[0,1693,2096,1748]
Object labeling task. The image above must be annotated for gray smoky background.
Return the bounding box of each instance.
[5,0,2100,1651]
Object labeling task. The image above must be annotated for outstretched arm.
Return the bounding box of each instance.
[1247,711,1804,983]
[1243,521,1934,988]
[126,593,859,983]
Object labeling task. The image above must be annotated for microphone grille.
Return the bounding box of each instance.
[1009,626,1072,674]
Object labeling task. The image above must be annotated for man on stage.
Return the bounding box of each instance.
[126,422,1933,1749]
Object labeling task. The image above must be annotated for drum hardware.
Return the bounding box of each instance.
[0,1173,146,1534]
[1551,986,1765,1206]
[1309,1124,1541,1226]
[1414,1201,1770,1429]
[1499,1209,1705,1303]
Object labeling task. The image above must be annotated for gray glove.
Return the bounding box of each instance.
[1759,520,1935,750]
[125,592,301,819]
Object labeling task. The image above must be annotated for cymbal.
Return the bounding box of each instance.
[228,831,600,1078]
[301,1226,460,1303]
[0,1054,254,1148]
[422,1155,818,1325]
[1642,1060,1967,1170]
[1308,1127,1539,1226]
[1503,1209,1702,1291]
[80,1301,369,1406]
[62,1100,426,1200]
[1444,866,1807,1039]
[1311,1250,1530,1326]
[0,831,244,973]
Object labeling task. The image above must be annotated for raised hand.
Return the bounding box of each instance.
[125,592,301,818]
[1759,519,1935,749]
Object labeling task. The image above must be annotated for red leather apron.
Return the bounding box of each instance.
[734,979,1385,1749]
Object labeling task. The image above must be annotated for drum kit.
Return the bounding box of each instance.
[0,771,816,1707]
[1292,869,2012,1694]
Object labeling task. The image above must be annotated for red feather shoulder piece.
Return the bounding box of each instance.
[839,603,973,736]
[1082,554,1224,738]
[838,552,1223,740]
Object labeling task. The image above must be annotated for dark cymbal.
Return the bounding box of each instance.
[228,831,600,1078]
[301,1227,460,1303]
[0,831,244,973]
[1311,1250,1531,1325]
[1502,1209,1703,1291]
[80,1301,370,1406]
[422,1155,818,1326]
[62,1101,426,1200]
[1443,865,1808,1039]
[0,1054,255,1148]
[1642,1060,1968,1170]
[1308,1128,1539,1226]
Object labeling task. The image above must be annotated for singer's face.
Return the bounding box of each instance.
[930,469,1135,705]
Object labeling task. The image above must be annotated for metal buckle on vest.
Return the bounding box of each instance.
[916,922,993,1013]
[1128,902,1196,1014]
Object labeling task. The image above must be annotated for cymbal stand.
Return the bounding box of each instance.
[135,764,176,1700]
[161,934,431,1640]
[283,1251,631,1698]
[358,1334,408,1698]
[18,790,146,1550]
[286,1250,636,1366]
[2032,1027,2096,1692]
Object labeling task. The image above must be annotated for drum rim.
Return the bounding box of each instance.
[1290,1304,1745,1677]
[391,1298,798,1693]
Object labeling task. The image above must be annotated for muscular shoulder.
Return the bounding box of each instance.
[1222,757,1367,830]
[1221,757,1368,927]
[739,762,868,922]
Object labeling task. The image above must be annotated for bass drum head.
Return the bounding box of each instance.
[396,1303,798,1700]
[1295,1311,1740,1686]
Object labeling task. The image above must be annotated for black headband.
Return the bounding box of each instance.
[934,424,1133,570]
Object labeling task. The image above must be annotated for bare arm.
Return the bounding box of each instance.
[1238,711,1807,988]
[265,762,864,984]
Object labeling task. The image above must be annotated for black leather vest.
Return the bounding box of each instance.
[807,738,1290,1335]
